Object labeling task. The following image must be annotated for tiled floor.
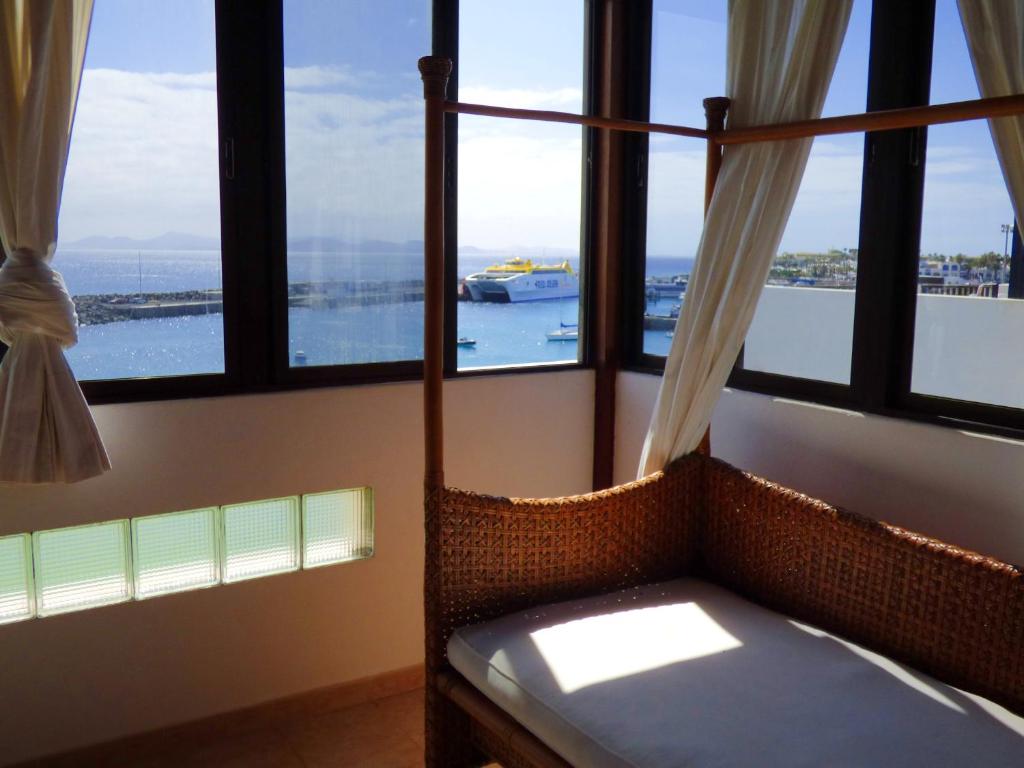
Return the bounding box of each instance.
[139,689,428,767]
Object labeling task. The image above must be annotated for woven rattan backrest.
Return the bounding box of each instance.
[700,458,1024,715]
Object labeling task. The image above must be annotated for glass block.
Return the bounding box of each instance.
[302,488,375,568]
[132,508,219,599]
[0,534,33,624]
[222,497,300,583]
[33,521,131,616]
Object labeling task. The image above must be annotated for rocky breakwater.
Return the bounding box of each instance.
[287,279,424,308]
[75,290,223,326]
[73,280,427,326]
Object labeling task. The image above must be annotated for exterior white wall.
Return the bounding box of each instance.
[745,286,855,384]
[744,285,1024,409]
[616,371,1024,567]
[913,293,1024,407]
[0,370,594,765]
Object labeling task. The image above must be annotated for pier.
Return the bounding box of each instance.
[644,314,677,331]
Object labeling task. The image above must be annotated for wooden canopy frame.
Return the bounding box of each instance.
[418,54,1024,768]
[417,53,1024,499]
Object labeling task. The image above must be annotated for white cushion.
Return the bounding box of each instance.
[448,578,1024,767]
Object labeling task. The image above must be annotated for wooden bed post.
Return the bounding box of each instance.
[420,55,478,768]
[703,97,730,213]
[419,56,451,495]
[698,96,730,457]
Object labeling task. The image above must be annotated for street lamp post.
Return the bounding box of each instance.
[1002,223,1013,282]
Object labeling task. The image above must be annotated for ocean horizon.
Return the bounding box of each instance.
[54,248,696,296]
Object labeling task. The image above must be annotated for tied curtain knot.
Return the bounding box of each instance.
[0,248,78,348]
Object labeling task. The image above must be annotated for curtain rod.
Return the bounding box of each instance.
[443,92,1024,146]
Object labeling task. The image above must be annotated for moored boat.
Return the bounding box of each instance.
[546,322,579,341]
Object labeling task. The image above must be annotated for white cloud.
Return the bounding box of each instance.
[459,85,583,112]
[60,68,223,242]
[57,67,1016,258]
[143,71,218,89]
[645,145,706,256]
[458,132,583,251]
[920,143,1013,255]
[284,66,357,90]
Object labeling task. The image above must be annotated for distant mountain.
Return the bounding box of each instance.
[60,232,575,258]
[286,237,424,254]
[61,232,428,254]
[63,232,221,251]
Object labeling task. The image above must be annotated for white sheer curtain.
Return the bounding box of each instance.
[958,1,1024,237]
[0,0,109,483]
[639,0,852,477]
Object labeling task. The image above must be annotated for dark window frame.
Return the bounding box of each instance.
[77,0,592,406]
[623,0,1024,441]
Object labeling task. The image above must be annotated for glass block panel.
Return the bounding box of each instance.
[33,521,131,616]
[0,534,33,624]
[222,497,300,583]
[132,508,219,599]
[302,488,374,568]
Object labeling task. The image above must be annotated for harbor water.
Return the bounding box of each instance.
[58,249,687,379]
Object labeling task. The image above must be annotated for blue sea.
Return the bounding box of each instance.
[55,249,690,380]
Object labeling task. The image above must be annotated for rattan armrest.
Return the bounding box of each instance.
[702,458,1024,715]
[425,454,703,674]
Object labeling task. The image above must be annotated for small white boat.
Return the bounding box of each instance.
[456,337,477,347]
[546,323,579,341]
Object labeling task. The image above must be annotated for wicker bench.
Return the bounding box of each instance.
[424,454,1024,767]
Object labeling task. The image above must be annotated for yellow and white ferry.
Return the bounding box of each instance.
[463,257,579,302]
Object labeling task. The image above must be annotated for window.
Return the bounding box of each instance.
[456,0,587,370]
[911,0,1023,410]
[60,0,224,382]
[282,0,430,369]
[629,0,1024,438]
[643,0,725,358]
[64,0,588,403]
[641,0,871,377]
[740,0,870,384]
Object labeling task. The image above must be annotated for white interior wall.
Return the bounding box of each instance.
[616,371,1024,567]
[0,369,594,766]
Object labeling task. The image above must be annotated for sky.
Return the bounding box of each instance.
[57,0,1014,258]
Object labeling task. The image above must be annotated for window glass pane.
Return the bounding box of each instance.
[741,0,869,382]
[33,521,131,616]
[457,1,584,369]
[0,534,33,624]
[132,508,219,598]
[912,0,1022,408]
[222,497,300,583]
[302,488,374,568]
[643,0,726,357]
[283,0,429,368]
[59,0,224,380]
